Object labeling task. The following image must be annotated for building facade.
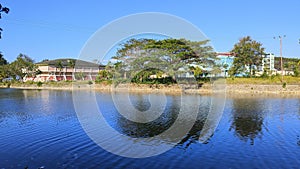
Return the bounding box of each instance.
[259,53,276,72]
[23,59,104,82]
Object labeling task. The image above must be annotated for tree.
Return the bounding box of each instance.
[223,64,229,77]
[0,65,11,81]
[98,70,112,80]
[113,38,217,82]
[295,61,300,77]
[55,60,64,80]
[0,4,10,39]
[293,67,299,77]
[0,14,10,81]
[0,52,8,65]
[230,36,265,77]
[41,59,49,62]
[67,59,75,69]
[189,66,203,79]
[0,53,11,81]
[75,71,84,80]
[10,54,36,81]
[223,63,229,70]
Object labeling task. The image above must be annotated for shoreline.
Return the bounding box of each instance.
[1,83,300,96]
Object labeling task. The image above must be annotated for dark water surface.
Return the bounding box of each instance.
[0,88,299,169]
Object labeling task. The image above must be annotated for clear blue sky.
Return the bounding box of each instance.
[1,0,300,63]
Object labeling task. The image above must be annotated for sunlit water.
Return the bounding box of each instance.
[0,88,300,168]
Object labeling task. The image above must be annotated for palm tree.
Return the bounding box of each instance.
[55,60,63,81]
[67,59,76,80]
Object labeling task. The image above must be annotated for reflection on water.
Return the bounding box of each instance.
[98,93,211,143]
[230,98,265,144]
[0,89,300,168]
[110,95,181,138]
[0,89,74,125]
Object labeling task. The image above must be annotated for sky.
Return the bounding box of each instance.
[0,0,300,63]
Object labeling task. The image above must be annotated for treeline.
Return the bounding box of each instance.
[1,36,300,85]
[101,36,300,85]
[274,57,300,72]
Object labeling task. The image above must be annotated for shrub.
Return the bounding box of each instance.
[260,70,269,78]
[282,82,287,88]
[37,81,43,87]
[25,80,34,85]
[293,67,299,77]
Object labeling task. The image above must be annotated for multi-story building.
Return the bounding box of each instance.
[23,59,105,82]
[258,53,276,73]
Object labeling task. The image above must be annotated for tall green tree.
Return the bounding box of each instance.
[230,36,265,77]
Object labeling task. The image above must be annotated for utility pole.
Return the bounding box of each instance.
[274,35,286,82]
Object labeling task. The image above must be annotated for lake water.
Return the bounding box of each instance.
[0,88,300,169]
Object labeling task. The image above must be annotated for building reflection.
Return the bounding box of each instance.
[230,97,265,145]
[0,89,31,124]
[0,89,74,125]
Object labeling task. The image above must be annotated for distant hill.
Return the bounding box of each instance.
[274,57,300,71]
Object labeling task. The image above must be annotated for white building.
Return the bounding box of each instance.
[258,53,276,73]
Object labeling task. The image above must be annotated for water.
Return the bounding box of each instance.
[0,88,300,168]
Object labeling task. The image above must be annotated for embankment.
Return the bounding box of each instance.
[1,82,300,96]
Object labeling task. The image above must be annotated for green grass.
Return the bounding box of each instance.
[226,76,300,85]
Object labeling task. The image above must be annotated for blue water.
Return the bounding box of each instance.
[0,88,299,168]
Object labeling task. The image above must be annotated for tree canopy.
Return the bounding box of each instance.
[230,36,265,77]
[0,54,39,81]
[112,38,217,82]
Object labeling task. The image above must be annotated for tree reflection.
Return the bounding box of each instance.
[230,97,265,145]
[129,94,151,112]
[177,97,210,148]
[112,94,210,149]
[114,95,180,138]
[176,117,206,149]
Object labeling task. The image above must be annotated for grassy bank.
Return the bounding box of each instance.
[226,76,300,85]
[1,76,300,95]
